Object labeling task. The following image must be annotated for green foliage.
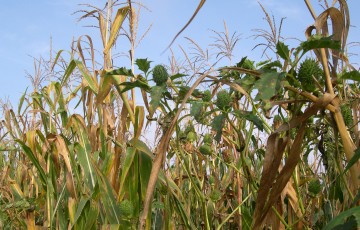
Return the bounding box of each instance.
[254,71,285,101]
[1,1,359,229]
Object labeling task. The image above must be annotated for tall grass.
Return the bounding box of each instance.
[0,0,359,229]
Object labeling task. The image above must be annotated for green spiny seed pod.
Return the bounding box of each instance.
[152,65,169,85]
[203,90,212,102]
[341,104,353,127]
[187,131,197,142]
[209,189,222,202]
[203,134,212,144]
[297,58,323,92]
[308,179,321,196]
[199,144,212,156]
[119,199,134,217]
[215,90,231,111]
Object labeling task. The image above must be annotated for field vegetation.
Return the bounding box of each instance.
[0,0,360,229]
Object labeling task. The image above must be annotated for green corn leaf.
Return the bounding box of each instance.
[138,151,152,200]
[72,197,90,227]
[74,60,99,94]
[129,138,153,159]
[93,163,121,224]
[61,59,77,87]
[323,206,360,230]
[119,147,137,199]
[69,115,96,189]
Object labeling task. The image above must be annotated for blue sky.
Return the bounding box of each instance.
[1,0,359,103]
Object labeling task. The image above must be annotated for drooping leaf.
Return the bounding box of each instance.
[106,67,133,76]
[299,35,341,54]
[61,59,77,86]
[211,114,226,142]
[323,206,360,230]
[170,73,187,81]
[341,70,360,82]
[104,6,130,53]
[16,140,46,187]
[343,148,360,174]
[254,71,285,101]
[74,60,99,94]
[119,80,150,93]
[93,163,121,224]
[135,58,152,74]
[190,101,203,118]
[149,85,166,118]
[233,110,264,131]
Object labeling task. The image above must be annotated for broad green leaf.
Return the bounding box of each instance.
[341,70,360,82]
[54,82,68,126]
[106,67,133,76]
[233,110,264,131]
[61,59,76,86]
[254,71,285,101]
[129,139,153,159]
[93,163,121,224]
[138,151,153,200]
[119,147,137,198]
[135,58,152,74]
[72,197,90,227]
[69,115,96,189]
[211,114,226,142]
[74,143,96,189]
[170,73,187,81]
[149,85,166,118]
[299,35,341,54]
[323,206,360,230]
[119,80,150,93]
[276,41,290,61]
[190,101,203,118]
